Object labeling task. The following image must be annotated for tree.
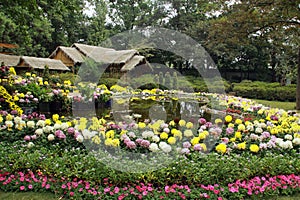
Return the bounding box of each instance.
[206,0,300,109]
[0,0,53,56]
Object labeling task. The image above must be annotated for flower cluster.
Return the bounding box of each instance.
[1,171,299,199]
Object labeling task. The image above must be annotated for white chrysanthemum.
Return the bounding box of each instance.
[53,123,61,130]
[127,131,136,138]
[35,128,43,136]
[47,134,55,141]
[247,125,254,131]
[286,140,293,149]
[279,141,293,149]
[27,121,35,128]
[76,135,84,143]
[43,125,54,133]
[292,138,300,145]
[142,130,154,138]
[284,134,293,141]
[250,134,259,140]
[14,116,22,124]
[255,127,263,134]
[5,121,14,128]
[36,120,45,127]
[152,135,160,142]
[60,122,69,130]
[159,142,172,153]
[276,138,284,144]
[27,142,35,148]
[163,127,170,133]
[82,129,96,139]
[260,123,267,129]
[149,143,159,152]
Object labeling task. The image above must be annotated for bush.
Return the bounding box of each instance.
[232,80,296,102]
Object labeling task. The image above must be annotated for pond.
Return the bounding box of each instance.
[71,93,210,122]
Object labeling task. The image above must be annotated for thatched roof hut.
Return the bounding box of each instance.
[17,56,70,71]
[0,54,21,66]
[71,43,151,74]
[48,43,152,76]
[49,46,85,66]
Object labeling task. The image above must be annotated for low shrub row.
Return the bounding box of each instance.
[232,80,296,102]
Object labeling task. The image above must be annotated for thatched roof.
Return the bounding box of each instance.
[49,46,85,64]
[72,43,115,57]
[18,56,70,71]
[0,54,21,66]
[121,55,145,71]
[89,49,138,64]
[72,43,138,64]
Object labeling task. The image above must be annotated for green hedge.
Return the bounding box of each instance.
[232,80,296,102]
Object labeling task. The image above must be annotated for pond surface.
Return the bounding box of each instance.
[85,94,210,122]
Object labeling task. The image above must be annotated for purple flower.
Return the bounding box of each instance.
[140,140,150,148]
[123,138,131,144]
[226,127,234,135]
[135,138,143,144]
[126,141,136,149]
[180,148,190,154]
[193,144,202,151]
[24,135,31,141]
[55,130,66,139]
[31,135,37,140]
[198,118,206,125]
[182,141,191,148]
[67,127,75,134]
[53,89,59,95]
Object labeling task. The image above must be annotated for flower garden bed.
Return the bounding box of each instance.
[0,68,299,199]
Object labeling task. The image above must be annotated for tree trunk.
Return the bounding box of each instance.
[296,48,300,110]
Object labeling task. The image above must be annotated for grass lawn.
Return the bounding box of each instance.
[0,192,58,200]
[1,192,299,200]
[253,99,296,111]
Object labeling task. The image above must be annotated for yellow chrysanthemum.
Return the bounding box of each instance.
[225,115,232,123]
[179,120,186,127]
[105,130,115,138]
[190,137,200,145]
[228,123,235,128]
[235,131,242,139]
[167,137,176,144]
[184,129,194,137]
[169,128,176,135]
[198,132,207,140]
[92,135,101,144]
[112,139,120,147]
[237,142,246,150]
[52,114,59,122]
[216,143,227,154]
[215,118,223,124]
[237,124,246,131]
[169,120,176,126]
[186,122,193,129]
[250,144,259,153]
[45,119,51,125]
[235,119,243,124]
[160,132,169,139]
[138,122,146,129]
